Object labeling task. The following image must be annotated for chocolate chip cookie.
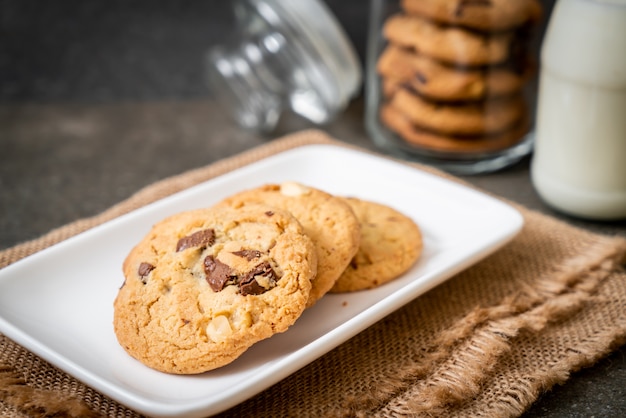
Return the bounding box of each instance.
[401,0,542,32]
[377,45,528,101]
[113,204,317,374]
[218,182,361,307]
[383,14,515,66]
[380,103,529,153]
[389,88,526,136]
[330,198,423,293]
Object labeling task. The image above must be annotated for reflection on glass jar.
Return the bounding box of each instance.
[205,0,362,133]
[366,0,544,174]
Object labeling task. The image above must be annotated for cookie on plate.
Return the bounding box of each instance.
[401,0,542,32]
[380,103,529,153]
[113,204,317,374]
[383,14,515,66]
[330,198,422,293]
[218,182,361,307]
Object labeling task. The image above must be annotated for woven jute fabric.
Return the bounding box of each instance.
[1,130,625,418]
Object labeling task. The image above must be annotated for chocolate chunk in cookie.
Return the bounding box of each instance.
[217,182,361,308]
[176,228,215,252]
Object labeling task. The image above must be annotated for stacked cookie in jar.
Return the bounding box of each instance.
[368,0,543,173]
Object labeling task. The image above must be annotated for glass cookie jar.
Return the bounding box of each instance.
[365,0,544,174]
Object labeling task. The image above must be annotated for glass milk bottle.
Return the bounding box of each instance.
[531,0,626,220]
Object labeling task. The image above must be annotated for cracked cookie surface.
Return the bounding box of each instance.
[113,204,316,374]
[330,198,422,293]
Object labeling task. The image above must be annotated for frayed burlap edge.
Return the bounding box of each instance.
[342,238,626,417]
[0,364,100,418]
[1,129,625,418]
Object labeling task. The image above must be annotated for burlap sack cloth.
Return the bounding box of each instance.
[1,130,625,418]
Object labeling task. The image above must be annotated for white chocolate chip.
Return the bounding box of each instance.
[280,181,310,197]
[254,273,273,289]
[206,315,232,343]
[233,311,252,329]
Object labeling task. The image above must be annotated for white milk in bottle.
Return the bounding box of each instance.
[531,0,626,220]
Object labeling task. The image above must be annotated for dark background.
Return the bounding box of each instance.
[0,0,368,103]
[2,1,624,417]
[0,0,555,103]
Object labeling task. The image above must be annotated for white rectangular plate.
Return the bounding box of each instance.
[0,144,523,417]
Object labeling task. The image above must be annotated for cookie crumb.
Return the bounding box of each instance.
[204,255,234,292]
[176,228,216,252]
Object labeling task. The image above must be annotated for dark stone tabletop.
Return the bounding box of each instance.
[1,1,624,416]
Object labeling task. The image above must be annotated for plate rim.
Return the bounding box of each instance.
[0,143,524,417]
